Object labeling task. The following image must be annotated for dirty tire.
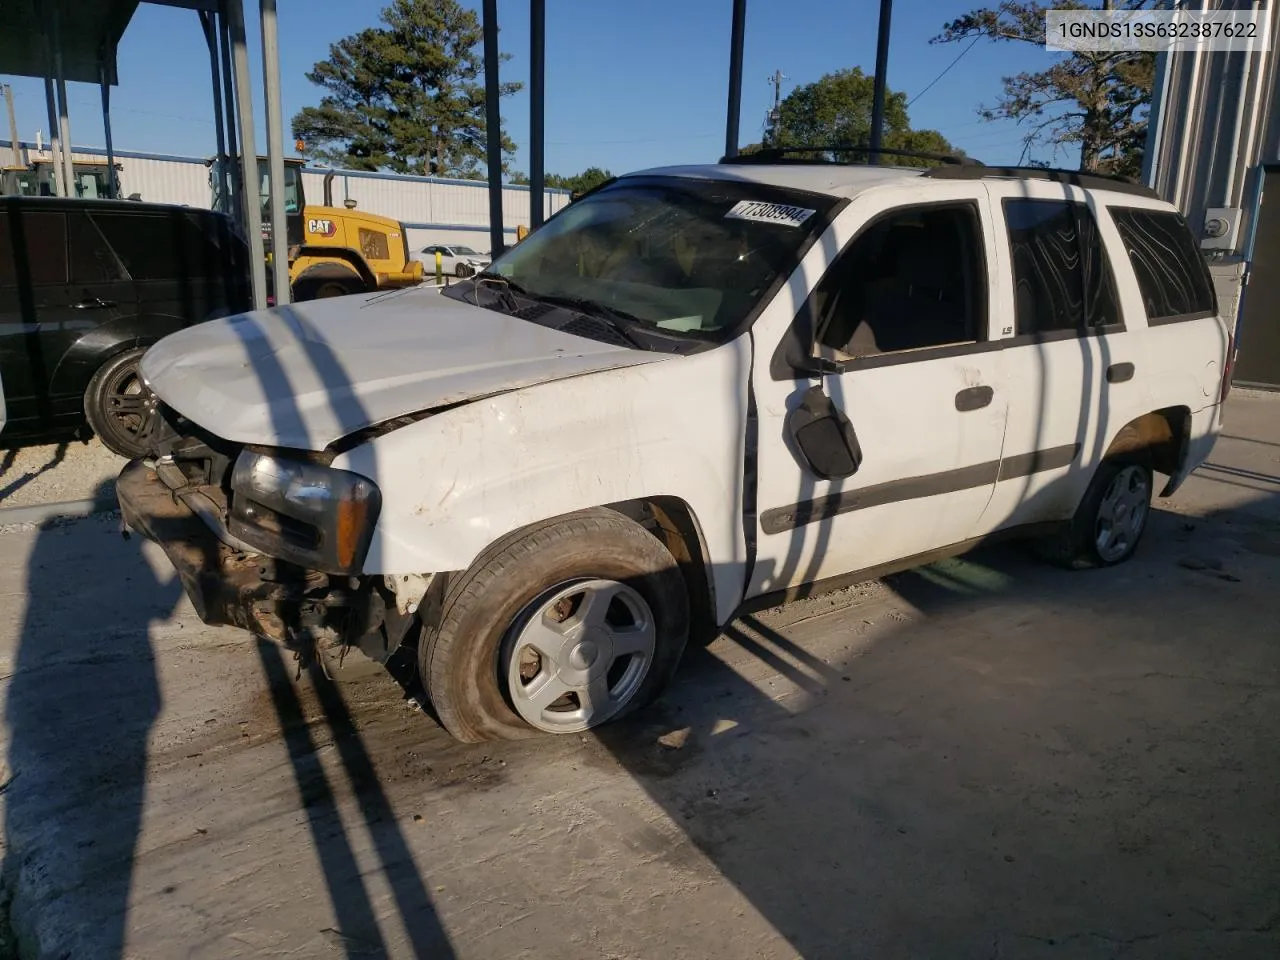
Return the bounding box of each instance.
[1036,444,1153,570]
[455,263,471,278]
[420,508,690,742]
[84,347,153,459]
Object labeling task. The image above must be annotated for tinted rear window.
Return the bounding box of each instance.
[1110,208,1216,321]
[69,213,126,283]
[91,210,231,281]
[1004,198,1119,335]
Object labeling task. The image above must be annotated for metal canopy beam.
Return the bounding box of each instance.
[0,0,138,85]
[100,66,116,198]
[724,0,746,159]
[482,0,505,258]
[226,0,268,310]
[260,0,290,305]
[529,0,545,228]
[869,0,893,160]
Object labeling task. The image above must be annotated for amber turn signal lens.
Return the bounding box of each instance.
[334,496,370,570]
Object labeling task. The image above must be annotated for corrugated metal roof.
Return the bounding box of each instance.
[0,0,139,84]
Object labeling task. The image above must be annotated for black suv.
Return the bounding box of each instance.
[0,196,252,458]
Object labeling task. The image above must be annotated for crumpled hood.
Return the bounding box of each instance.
[140,286,666,451]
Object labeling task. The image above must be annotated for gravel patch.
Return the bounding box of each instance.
[0,439,124,511]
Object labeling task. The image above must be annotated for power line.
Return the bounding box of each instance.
[907,35,981,109]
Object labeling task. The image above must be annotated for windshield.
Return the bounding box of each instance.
[256,160,301,217]
[452,245,480,255]
[470,177,838,346]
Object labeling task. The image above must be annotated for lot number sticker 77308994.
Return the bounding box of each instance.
[724,200,816,228]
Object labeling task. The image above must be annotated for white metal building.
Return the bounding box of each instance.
[2,140,572,253]
[1143,1,1280,388]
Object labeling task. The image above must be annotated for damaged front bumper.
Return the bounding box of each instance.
[116,460,405,659]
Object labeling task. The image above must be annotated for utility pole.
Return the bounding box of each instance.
[765,69,787,146]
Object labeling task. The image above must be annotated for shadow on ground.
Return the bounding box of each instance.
[0,444,69,505]
[3,480,176,958]
[591,493,1280,958]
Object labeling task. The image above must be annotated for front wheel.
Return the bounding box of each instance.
[1038,459,1153,569]
[84,348,156,459]
[419,508,690,742]
[455,263,472,278]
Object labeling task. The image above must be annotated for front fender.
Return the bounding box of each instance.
[333,338,753,623]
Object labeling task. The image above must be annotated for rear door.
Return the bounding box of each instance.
[980,185,1139,531]
[91,208,245,328]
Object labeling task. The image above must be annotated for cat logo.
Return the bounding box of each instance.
[307,218,337,238]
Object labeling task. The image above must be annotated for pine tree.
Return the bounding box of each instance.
[291,0,520,178]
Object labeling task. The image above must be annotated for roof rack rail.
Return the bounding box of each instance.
[721,144,980,167]
[922,164,1159,200]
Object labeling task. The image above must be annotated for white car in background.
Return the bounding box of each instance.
[415,243,491,278]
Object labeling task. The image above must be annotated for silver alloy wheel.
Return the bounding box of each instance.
[1095,464,1151,562]
[504,578,657,733]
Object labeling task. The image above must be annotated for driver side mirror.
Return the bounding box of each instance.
[785,385,863,480]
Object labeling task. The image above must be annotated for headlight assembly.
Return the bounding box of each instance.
[229,450,381,574]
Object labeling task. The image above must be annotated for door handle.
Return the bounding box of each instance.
[1106,362,1135,383]
[955,385,994,411]
[70,297,116,310]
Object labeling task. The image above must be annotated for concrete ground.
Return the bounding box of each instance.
[0,392,1277,960]
[0,438,122,511]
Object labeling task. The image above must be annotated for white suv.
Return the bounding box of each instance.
[117,154,1232,742]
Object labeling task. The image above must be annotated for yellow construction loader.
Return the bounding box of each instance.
[216,156,423,301]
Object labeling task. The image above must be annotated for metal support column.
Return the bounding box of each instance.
[227,0,268,310]
[260,0,291,305]
[725,0,746,159]
[4,84,22,170]
[482,0,505,257]
[201,11,229,215]
[54,76,74,197]
[49,6,76,197]
[1142,43,1173,187]
[42,77,62,196]
[219,4,242,229]
[869,0,893,160]
[99,66,116,198]
[530,0,545,228]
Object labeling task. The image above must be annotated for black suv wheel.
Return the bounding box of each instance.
[84,348,155,459]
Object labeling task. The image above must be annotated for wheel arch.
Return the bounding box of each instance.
[50,322,174,403]
[606,495,718,644]
[1102,406,1190,494]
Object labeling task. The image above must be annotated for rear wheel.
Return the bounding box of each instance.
[84,348,155,459]
[1037,456,1153,569]
[419,508,690,742]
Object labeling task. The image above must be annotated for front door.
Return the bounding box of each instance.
[748,186,1008,598]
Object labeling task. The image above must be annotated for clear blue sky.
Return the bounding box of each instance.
[3,0,1066,176]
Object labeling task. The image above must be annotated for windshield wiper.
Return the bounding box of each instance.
[523,293,649,349]
[470,277,648,349]
[467,272,527,313]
